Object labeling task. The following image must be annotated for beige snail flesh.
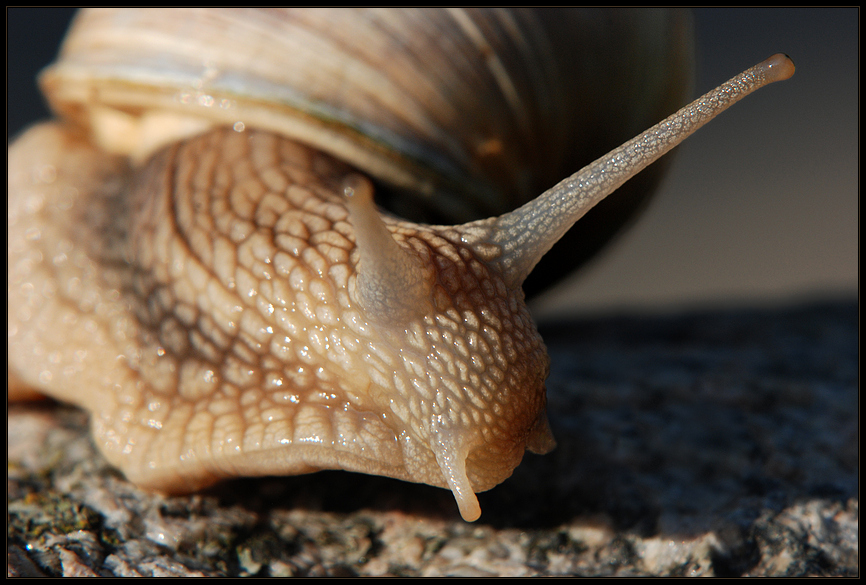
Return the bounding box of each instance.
[7,54,794,521]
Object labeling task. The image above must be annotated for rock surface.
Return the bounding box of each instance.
[8,300,858,577]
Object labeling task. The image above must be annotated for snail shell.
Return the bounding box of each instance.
[38,7,694,296]
[7,8,793,521]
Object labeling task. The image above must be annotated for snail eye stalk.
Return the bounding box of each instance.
[473,54,795,289]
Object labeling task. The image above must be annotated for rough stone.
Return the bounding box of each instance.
[7,300,857,577]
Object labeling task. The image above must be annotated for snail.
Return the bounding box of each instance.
[7,8,793,522]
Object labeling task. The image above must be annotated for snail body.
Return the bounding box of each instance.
[7,8,793,521]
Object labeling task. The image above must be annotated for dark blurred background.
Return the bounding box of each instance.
[539,7,858,315]
[8,7,77,139]
[8,8,858,315]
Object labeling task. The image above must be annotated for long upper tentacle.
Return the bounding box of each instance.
[473,54,795,288]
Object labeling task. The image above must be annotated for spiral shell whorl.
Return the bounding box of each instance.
[41,9,692,217]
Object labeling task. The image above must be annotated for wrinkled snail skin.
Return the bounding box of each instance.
[7,8,794,522]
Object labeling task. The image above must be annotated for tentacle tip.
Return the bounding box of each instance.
[342,173,374,205]
[456,491,482,522]
[761,53,795,83]
[525,413,557,455]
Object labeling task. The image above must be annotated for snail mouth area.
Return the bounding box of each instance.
[114,398,536,500]
[462,442,530,493]
[121,433,522,499]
